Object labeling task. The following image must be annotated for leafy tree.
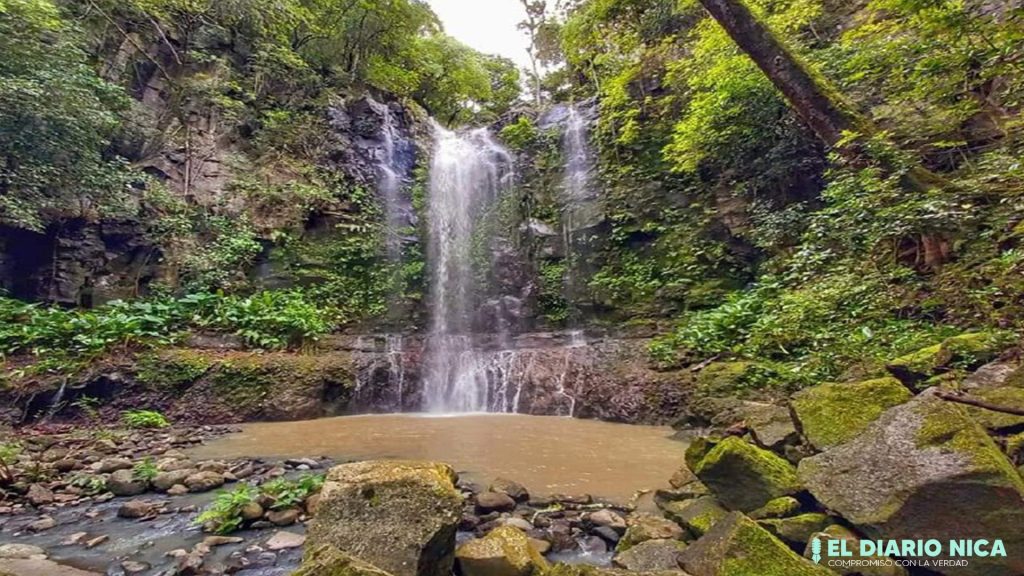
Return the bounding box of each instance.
[0,0,134,232]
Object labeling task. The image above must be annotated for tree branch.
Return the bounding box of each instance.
[934,389,1024,417]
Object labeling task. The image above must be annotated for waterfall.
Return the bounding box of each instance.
[377,106,407,261]
[423,123,516,413]
[561,105,595,319]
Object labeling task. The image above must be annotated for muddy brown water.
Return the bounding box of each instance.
[190,413,686,503]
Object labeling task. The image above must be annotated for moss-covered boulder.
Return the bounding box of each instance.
[789,377,911,450]
[617,513,687,552]
[802,525,907,576]
[747,496,800,520]
[306,460,462,576]
[757,513,835,547]
[886,332,1007,387]
[455,526,548,576]
[661,496,728,539]
[677,512,833,576]
[798,392,1024,576]
[684,437,719,473]
[612,539,689,571]
[546,564,689,576]
[694,362,776,398]
[962,386,1024,430]
[292,545,394,576]
[692,437,801,512]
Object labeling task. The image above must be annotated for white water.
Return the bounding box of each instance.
[377,105,407,261]
[561,105,594,315]
[423,124,516,413]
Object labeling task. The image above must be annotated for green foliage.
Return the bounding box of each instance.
[500,116,540,151]
[68,473,106,495]
[132,457,159,482]
[122,409,170,429]
[0,0,135,231]
[537,260,569,324]
[197,474,323,534]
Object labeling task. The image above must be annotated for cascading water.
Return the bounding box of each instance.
[561,104,596,321]
[377,106,408,261]
[422,123,517,413]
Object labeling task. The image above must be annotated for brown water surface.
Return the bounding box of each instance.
[191,413,685,503]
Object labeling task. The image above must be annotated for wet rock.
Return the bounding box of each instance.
[587,509,626,533]
[27,515,56,531]
[26,484,54,507]
[93,438,118,453]
[798,392,1024,576]
[501,517,534,531]
[456,526,549,576]
[107,469,147,496]
[85,535,108,548]
[662,496,728,538]
[152,468,194,492]
[120,560,150,575]
[53,459,80,473]
[668,465,700,490]
[757,513,836,546]
[96,457,133,473]
[167,484,189,496]
[265,530,306,551]
[612,539,688,571]
[267,507,300,526]
[489,478,530,503]
[286,457,321,469]
[0,543,46,559]
[117,499,157,519]
[306,460,462,576]
[691,436,801,512]
[678,512,831,576]
[476,491,517,513]
[790,377,911,450]
[617,513,686,551]
[591,526,621,545]
[203,535,244,547]
[184,470,225,492]
[292,544,390,576]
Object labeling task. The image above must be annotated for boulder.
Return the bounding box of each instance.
[489,478,529,502]
[691,437,801,512]
[612,539,688,571]
[107,469,147,496]
[152,469,194,492]
[961,386,1024,430]
[757,513,835,546]
[886,332,1006,387]
[661,496,728,538]
[747,496,800,520]
[184,471,225,493]
[292,544,393,576]
[744,403,799,450]
[798,392,1024,576]
[117,499,157,519]
[547,565,690,576]
[0,544,46,559]
[476,492,517,513]
[267,508,300,526]
[305,460,462,576]
[588,509,627,533]
[790,377,911,450]
[678,512,832,576]
[804,525,907,576]
[455,526,549,576]
[0,558,102,576]
[617,514,687,552]
[96,458,132,473]
[25,484,54,507]
[962,360,1019,390]
[265,530,306,551]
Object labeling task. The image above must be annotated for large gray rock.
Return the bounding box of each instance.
[789,377,911,450]
[305,460,463,576]
[455,526,548,576]
[612,539,688,571]
[691,436,801,512]
[106,469,147,496]
[798,392,1024,576]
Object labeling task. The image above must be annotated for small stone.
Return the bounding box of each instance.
[587,509,626,533]
[167,484,189,496]
[476,491,517,513]
[28,516,56,531]
[613,539,688,571]
[267,508,301,526]
[53,459,80,473]
[26,484,55,507]
[184,471,225,492]
[117,499,157,519]
[63,532,88,545]
[286,458,320,469]
[617,513,686,552]
[304,492,321,515]
[97,458,133,473]
[241,501,264,521]
[501,517,534,531]
[152,469,194,492]
[203,535,245,547]
[265,531,306,551]
[489,478,530,502]
[107,469,147,496]
[85,534,109,548]
[592,526,621,544]
[121,560,150,574]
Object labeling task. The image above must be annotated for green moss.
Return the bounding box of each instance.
[694,437,801,512]
[293,545,392,576]
[135,349,214,389]
[964,387,1024,430]
[684,436,720,473]
[757,513,835,545]
[889,332,1008,381]
[680,513,832,576]
[1006,432,1024,463]
[455,525,549,575]
[749,496,801,520]
[790,377,911,449]
[914,397,1024,491]
[662,495,728,538]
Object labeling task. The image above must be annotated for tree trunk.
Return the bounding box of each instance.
[696,0,952,251]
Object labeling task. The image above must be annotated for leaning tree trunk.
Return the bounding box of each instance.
[696,0,947,193]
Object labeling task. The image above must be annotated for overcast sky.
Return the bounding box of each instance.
[427,0,533,71]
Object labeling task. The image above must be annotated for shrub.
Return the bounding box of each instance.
[122,410,170,429]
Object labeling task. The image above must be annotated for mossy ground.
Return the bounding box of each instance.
[790,377,911,449]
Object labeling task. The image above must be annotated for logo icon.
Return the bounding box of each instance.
[810,537,822,564]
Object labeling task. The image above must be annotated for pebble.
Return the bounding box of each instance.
[265,531,305,551]
[85,534,109,548]
[27,515,56,531]
[121,560,150,574]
